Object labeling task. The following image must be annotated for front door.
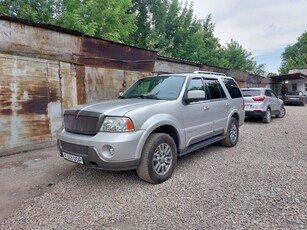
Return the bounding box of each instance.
[182,78,214,146]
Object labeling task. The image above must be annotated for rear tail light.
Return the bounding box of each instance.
[252,96,265,102]
[242,98,245,109]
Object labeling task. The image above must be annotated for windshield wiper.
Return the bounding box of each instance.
[118,95,128,99]
[129,94,160,99]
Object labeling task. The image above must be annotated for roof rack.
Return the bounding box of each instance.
[193,71,226,76]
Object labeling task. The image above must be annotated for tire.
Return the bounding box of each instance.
[275,106,286,118]
[220,117,239,147]
[136,133,177,184]
[262,108,271,123]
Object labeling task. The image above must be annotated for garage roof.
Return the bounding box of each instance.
[270,72,307,81]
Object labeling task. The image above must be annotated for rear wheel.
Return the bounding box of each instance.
[137,133,177,184]
[275,106,286,118]
[262,108,271,123]
[220,117,239,147]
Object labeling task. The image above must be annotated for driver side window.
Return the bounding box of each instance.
[187,78,207,101]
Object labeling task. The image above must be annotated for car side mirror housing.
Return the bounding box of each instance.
[184,90,206,103]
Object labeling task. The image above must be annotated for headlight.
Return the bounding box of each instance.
[100,117,135,132]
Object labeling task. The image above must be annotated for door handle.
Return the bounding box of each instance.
[225,103,230,106]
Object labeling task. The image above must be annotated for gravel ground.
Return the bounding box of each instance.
[1,106,306,230]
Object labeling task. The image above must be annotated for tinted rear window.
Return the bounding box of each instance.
[206,79,226,99]
[223,78,242,98]
[241,90,261,97]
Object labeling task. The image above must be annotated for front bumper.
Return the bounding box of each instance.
[57,128,145,171]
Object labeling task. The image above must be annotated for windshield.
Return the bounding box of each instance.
[121,75,185,100]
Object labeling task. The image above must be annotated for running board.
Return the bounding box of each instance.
[178,135,226,157]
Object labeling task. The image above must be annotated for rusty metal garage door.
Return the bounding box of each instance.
[0,54,62,155]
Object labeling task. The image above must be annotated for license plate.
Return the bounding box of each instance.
[62,152,84,164]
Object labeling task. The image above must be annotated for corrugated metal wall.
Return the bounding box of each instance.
[84,67,151,103]
[0,17,157,155]
[0,54,76,155]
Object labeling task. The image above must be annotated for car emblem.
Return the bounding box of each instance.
[74,110,80,120]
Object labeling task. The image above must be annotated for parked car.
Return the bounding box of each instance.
[283,91,305,106]
[241,88,286,123]
[57,71,245,184]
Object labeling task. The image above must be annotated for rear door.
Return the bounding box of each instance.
[204,78,229,136]
[265,89,279,112]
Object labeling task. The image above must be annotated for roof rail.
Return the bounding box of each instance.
[193,71,226,76]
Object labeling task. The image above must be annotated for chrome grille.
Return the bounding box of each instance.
[64,110,104,135]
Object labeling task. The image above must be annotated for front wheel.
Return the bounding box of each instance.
[137,133,177,184]
[220,117,239,147]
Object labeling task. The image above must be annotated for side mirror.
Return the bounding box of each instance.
[184,90,206,103]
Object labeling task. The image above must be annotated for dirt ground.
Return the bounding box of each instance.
[0,146,74,223]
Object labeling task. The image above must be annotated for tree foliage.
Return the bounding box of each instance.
[129,1,221,65]
[0,0,61,23]
[0,0,267,75]
[55,0,136,42]
[220,39,266,75]
[279,31,307,74]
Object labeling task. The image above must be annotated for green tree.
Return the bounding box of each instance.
[0,0,61,23]
[221,39,254,71]
[171,1,205,61]
[129,0,221,64]
[128,0,151,48]
[220,39,265,75]
[55,0,136,42]
[198,14,222,66]
[279,31,307,74]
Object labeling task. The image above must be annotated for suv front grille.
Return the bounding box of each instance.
[64,110,104,135]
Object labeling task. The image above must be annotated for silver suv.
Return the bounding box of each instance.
[241,88,286,123]
[57,71,245,184]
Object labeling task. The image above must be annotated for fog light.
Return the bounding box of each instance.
[109,147,115,155]
[100,145,115,159]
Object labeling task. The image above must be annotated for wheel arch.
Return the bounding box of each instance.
[152,125,180,151]
[224,110,241,136]
[135,120,182,159]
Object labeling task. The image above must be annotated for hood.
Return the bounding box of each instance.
[68,99,166,116]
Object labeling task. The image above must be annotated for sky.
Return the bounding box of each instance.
[186,0,307,73]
